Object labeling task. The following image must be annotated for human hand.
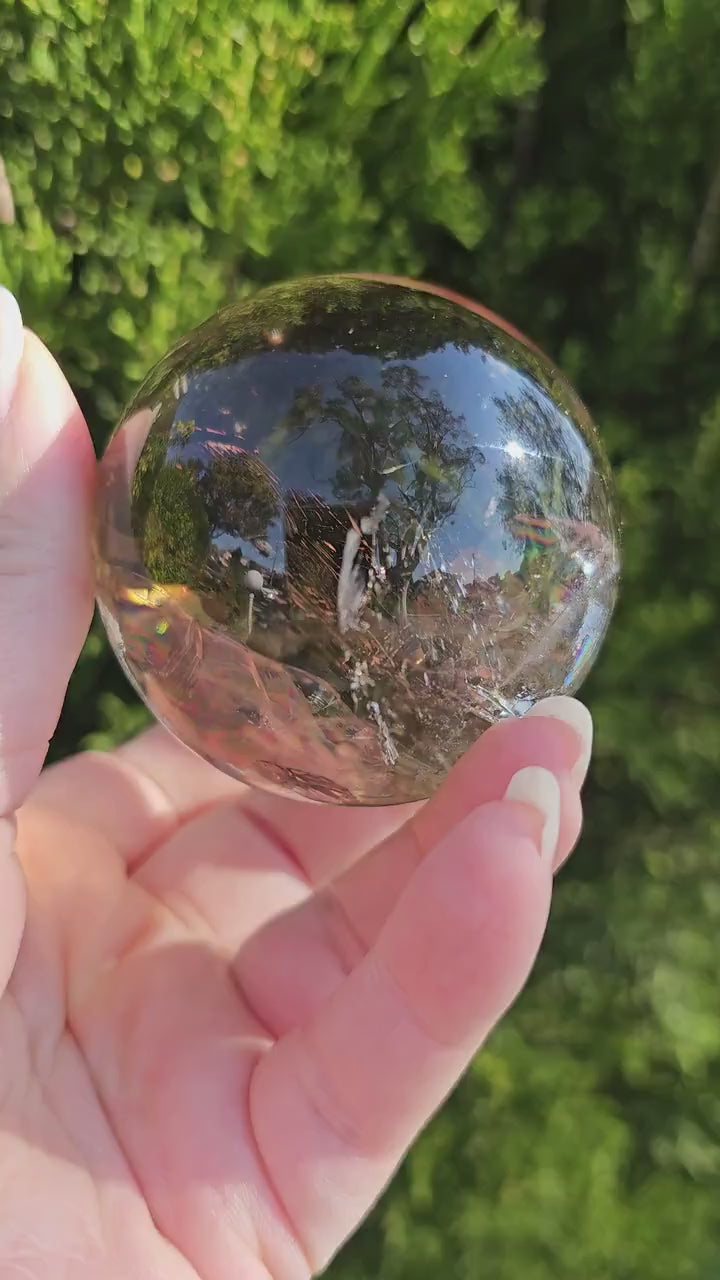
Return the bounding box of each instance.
[0,286,592,1279]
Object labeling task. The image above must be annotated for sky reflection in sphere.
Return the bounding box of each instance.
[94,276,620,805]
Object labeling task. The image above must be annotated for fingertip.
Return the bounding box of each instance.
[14,328,95,463]
[504,765,561,863]
[414,707,584,868]
[525,695,594,786]
[552,775,584,873]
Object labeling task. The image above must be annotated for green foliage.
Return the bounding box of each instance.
[2,0,720,1275]
[141,462,211,584]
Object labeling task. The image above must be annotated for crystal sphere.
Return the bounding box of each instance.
[94,275,620,805]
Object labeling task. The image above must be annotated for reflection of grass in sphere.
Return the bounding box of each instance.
[141,465,211,585]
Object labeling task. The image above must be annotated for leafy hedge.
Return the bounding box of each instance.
[2,0,720,1275]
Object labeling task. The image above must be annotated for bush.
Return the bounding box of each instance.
[2,0,720,1275]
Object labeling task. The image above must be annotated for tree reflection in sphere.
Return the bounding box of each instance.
[94,275,620,805]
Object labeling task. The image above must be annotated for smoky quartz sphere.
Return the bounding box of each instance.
[94,276,620,805]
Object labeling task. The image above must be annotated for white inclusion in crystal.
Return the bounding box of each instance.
[369,700,399,766]
[360,491,390,534]
[338,492,390,633]
[337,526,364,633]
[349,659,373,711]
[245,569,264,592]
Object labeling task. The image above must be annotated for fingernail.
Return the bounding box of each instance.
[525,696,593,787]
[0,286,24,422]
[504,766,560,863]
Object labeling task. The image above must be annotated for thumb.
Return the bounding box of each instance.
[0,287,95,987]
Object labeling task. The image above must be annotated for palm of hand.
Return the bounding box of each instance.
[0,307,587,1279]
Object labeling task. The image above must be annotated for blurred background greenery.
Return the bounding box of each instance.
[2,0,720,1275]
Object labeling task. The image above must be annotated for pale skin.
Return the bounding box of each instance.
[0,287,593,1279]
